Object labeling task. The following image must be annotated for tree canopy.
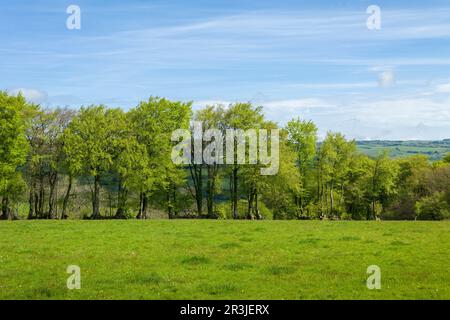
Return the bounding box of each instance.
[0,92,449,221]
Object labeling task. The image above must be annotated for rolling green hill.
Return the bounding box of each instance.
[356,140,450,160]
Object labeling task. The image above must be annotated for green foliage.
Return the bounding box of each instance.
[130,97,192,191]
[444,152,450,164]
[415,192,450,220]
[285,118,317,211]
[0,92,34,218]
[1,90,449,221]
[64,105,116,177]
[365,152,398,219]
[0,92,29,189]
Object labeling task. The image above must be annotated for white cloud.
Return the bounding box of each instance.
[288,82,376,90]
[378,70,396,87]
[263,98,333,111]
[435,83,450,93]
[254,95,450,140]
[9,88,48,104]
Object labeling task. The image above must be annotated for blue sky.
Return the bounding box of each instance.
[1,0,450,139]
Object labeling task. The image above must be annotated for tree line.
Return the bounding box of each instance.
[1,91,449,221]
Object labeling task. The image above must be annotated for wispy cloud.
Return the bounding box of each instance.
[1,2,450,139]
[9,88,48,104]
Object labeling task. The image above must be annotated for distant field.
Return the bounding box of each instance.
[357,140,450,160]
[0,221,449,299]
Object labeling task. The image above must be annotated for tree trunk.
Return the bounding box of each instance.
[371,200,376,220]
[206,165,217,217]
[48,171,58,219]
[61,175,72,219]
[329,182,334,216]
[34,189,39,219]
[232,167,238,219]
[28,180,35,219]
[115,179,127,219]
[247,192,254,219]
[166,179,175,219]
[189,163,203,216]
[254,192,262,220]
[136,192,143,219]
[92,174,101,219]
[38,175,45,218]
[166,189,173,219]
[1,197,10,220]
[138,192,148,219]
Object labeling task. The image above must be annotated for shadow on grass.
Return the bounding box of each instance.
[263,265,296,276]
[181,256,211,265]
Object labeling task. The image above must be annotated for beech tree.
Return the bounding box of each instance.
[223,102,264,219]
[63,105,117,218]
[366,152,398,220]
[1,92,448,221]
[0,92,31,220]
[129,97,192,219]
[285,118,318,214]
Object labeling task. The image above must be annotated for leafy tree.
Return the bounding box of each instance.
[365,152,398,220]
[129,97,191,218]
[415,192,449,220]
[193,105,226,217]
[262,131,300,219]
[63,105,117,218]
[223,102,264,219]
[341,153,370,219]
[384,155,430,220]
[0,92,32,219]
[285,118,317,214]
[315,132,356,218]
[1,92,448,221]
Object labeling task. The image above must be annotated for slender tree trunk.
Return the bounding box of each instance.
[329,182,334,216]
[28,179,35,219]
[115,179,128,219]
[34,189,39,219]
[232,167,238,219]
[1,197,9,220]
[206,165,216,217]
[48,171,58,219]
[136,192,143,219]
[142,193,148,219]
[38,175,45,218]
[92,174,100,219]
[317,164,323,217]
[61,174,72,219]
[371,200,376,220]
[254,192,261,220]
[166,179,175,219]
[172,184,177,218]
[247,192,253,219]
[189,164,203,216]
[339,184,344,207]
[166,189,173,219]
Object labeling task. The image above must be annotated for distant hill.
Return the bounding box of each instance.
[356,140,450,160]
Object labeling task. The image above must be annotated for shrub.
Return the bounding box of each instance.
[415,192,450,220]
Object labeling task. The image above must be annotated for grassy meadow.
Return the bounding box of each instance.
[0,220,449,300]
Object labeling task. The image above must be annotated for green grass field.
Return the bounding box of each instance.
[0,220,449,300]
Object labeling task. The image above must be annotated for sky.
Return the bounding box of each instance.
[1,0,450,140]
